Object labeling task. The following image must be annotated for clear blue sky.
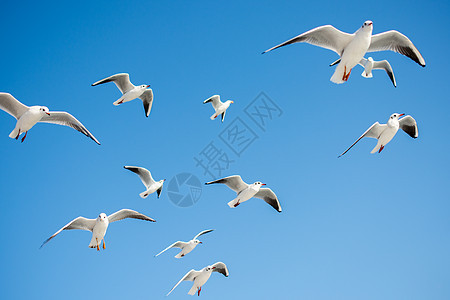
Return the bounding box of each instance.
[1,0,449,299]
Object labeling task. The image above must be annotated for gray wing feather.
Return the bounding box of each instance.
[124,166,155,188]
[399,115,418,138]
[193,229,214,240]
[254,188,282,212]
[139,89,154,117]
[39,111,100,145]
[91,73,135,94]
[205,175,248,193]
[262,25,354,55]
[203,95,222,110]
[0,93,29,119]
[212,262,229,277]
[108,209,156,223]
[40,216,96,248]
[155,241,186,257]
[373,60,397,87]
[368,31,425,66]
[338,122,387,157]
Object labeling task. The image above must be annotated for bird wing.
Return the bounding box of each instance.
[91,73,135,94]
[358,57,368,67]
[193,229,214,240]
[254,188,282,212]
[39,111,101,145]
[139,89,154,117]
[373,60,397,87]
[329,58,341,67]
[205,175,248,193]
[124,166,155,188]
[203,95,222,110]
[367,31,425,66]
[262,25,354,56]
[167,270,200,296]
[155,241,187,257]
[107,209,156,223]
[338,122,387,157]
[0,93,29,119]
[40,216,96,248]
[399,115,418,138]
[212,262,229,277]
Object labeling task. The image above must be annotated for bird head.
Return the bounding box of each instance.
[361,20,373,32]
[98,213,108,221]
[193,239,202,245]
[40,106,50,116]
[141,84,150,89]
[390,113,405,120]
[253,181,266,188]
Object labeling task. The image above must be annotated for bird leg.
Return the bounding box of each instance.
[343,68,352,81]
[15,129,20,140]
[103,239,106,250]
[96,238,99,251]
[21,131,28,143]
[342,66,347,81]
[234,201,240,207]
[378,145,385,153]
[198,287,202,296]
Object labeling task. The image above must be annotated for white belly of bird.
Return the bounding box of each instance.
[140,184,159,198]
[371,127,399,153]
[89,221,108,248]
[189,272,212,295]
[16,110,42,132]
[341,35,370,70]
[115,88,144,105]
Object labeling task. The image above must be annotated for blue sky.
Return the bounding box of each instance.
[0,0,449,299]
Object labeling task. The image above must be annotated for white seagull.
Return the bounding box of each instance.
[91,73,154,117]
[167,262,229,296]
[0,93,100,144]
[40,209,156,250]
[203,95,233,122]
[339,113,418,157]
[330,57,397,87]
[205,175,282,212]
[155,229,214,258]
[124,166,166,199]
[263,21,425,84]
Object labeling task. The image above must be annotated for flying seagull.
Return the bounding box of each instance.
[339,113,418,157]
[40,209,156,250]
[203,95,233,122]
[330,57,397,87]
[263,21,425,84]
[155,229,214,258]
[167,262,229,296]
[91,73,154,117]
[205,175,282,212]
[124,166,166,199]
[0,93,100,144]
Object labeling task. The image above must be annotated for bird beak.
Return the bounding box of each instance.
[261,183,266,186]
[398,113,405,117]
[231,101,234,104]
[212,267,216,269]
[368,22,373,26]
[146,85,150,88]
[46,112,51,116]
[199,241,203,244]
[163,179,166,182]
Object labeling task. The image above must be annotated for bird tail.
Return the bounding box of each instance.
[227,198,239,208]
[330,63,346,84]
[371,141,382,154]
[175,252,183,259]
[361,71,373,78]
[139,190,150,199]
[210,113,218,120]
[8,127,19,139]
[188,286,197,295]
[113,95,126,106]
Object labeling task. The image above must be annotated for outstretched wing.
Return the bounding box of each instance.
[399,115,418,138]
[262,25,354,56]
[167,270,200,296]
[39,111,100,145]
[40,217,96,248]
[193,229,214,240]
[205,175,248,194]
[212,262,229,277]
[108,209,156,223]
[373,60,397,87]
[254,188,282,212]
[338,122,387,157]
[139,89,154,117]
[0,93,29,119]
[368,31,425,66]
[91,73,135,94]
[124,166,155,188]
[155,241,187,257]
[203,95,222,110]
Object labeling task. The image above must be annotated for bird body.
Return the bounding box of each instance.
[203,95,233,122]
[113,85,149,106]
[155,229,214,258]
[9,106,49,139]
[227,183,262,208]
[124,166,165,199]
[88,213,109,249]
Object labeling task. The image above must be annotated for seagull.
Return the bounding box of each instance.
[167,262,229,296]
[155,229,214,258]
[40,209,156,250]
[262,21,425,84]
[339,113,418,157]
[0,93,100,144]
[205,175,282,212]
[330,57,397,87]
[91,73,154,117]
[124,166,166,199]
[203,95,233,122]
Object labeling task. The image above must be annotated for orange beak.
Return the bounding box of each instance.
[398,113,405,117]
[261,183,266,186]
[46,112,51,116]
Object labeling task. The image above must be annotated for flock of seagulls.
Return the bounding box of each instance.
[1,20,425,296]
